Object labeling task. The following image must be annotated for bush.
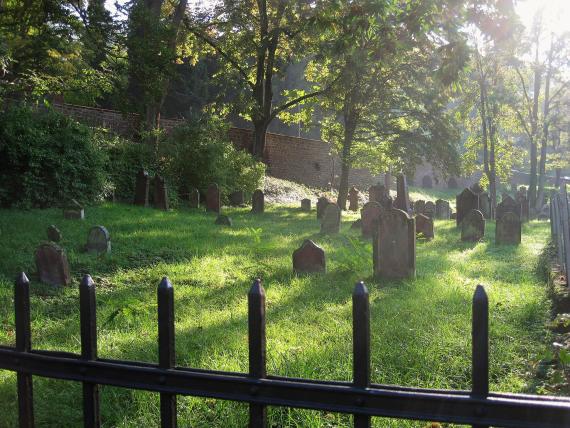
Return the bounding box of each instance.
[0,105,107,208]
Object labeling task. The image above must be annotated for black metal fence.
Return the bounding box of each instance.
[550,185,570,283]
[1,273,569,428]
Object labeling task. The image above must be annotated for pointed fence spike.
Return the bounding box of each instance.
[157,277,176,428]
[472,284,489,428]
[353,281,371,428]
[248,278,267,427]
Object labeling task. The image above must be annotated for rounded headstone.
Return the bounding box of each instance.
[86,226,111,254]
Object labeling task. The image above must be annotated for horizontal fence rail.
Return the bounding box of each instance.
[1,274,569,428]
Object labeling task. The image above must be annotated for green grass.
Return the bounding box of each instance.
[0,200,551,427]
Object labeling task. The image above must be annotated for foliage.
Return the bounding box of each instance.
[0,105,107,208]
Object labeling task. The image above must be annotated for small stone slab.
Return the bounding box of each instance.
[251,189,264,214]
[215,214,232,226]
[189,188,200,208]
[63,199,84,220]
[292,240,326,274]
[361,201,382,239]
[368,184,386,204]
[316,197,331,219]
[496,211,521,245]
[321,203,341,234]
[35,242,71,286]
[207,183,221,213]
[134,169,150,207]
[154,175,169,210]
[373,208,415,279]
[86,226,111,254]
[415,214,434,240]
[301,198,311,211]
[461,209,485,242]
[229,190,245,206]
[424,201,435,218]
[348,187,359,211]
[435,199,451,220]
[47,225,62,242]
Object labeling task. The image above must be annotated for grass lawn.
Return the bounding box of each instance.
[0,199,551,427]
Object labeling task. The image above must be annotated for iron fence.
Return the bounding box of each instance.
[550,185,570,283]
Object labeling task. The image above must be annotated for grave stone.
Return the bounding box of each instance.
[316,197,331,219]
[461,209,485,242]
[229,190,245,206]
[35,243,71,286]
[86,226,111,254]
[456,188,479,226]
[348,187,359,211]
[361,201,383,238]
[414,200,426,215]
[215,214,232,226]
[415,214,434,240]
[394,174,411,214]
[134,169,150,207]
[47,225,62,242]
[478,192,491,219]
[495,195,521,221]
[251,189,264,214]
[293,240,326,274]
[321,203,341,234]
[422,175,433,189]
[188,188,200,208]
[301,198,311,211]
[154,175,169,210]
[496,212,521,245]
[424,201,436,218]
[435,199,451,220]
[206,183,221,213]
[373,208,415,279]
[368,184,386,204]
[63,199,84,220]
[516,188,529,222]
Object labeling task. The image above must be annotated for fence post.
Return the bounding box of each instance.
[158,277,176,428]
[471,284,489,428]
[353,281,371,428]
[248,279,267,428]
[15,272,34,428]
[560,185,570,283]
[80,275,100,428]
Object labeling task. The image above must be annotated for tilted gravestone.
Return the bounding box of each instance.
[368,184,386,204]
[251,189,264,214]
[456,188,479,226]
[215,214,232,226]
[414,200,426,215]
[373,208,415,279]
[316,197,331,219]
[86,226,111,254]
[435,199,451,220]
[206,183,221,213]
[63,199,84,220]
[134,169,150,207]
[229,190,245,206]
[47,225,62,242]
[35,242,71,286]
[478,192,491,219]
[153,175,169,210]
[393,174,411,214]
[415,214,434,240]
[292,240,326,274]
[361,201,383,239]
[461,209,485,242]
[301,198,311,211]
[348,187,359,211]
[424,201,436,218]
[495,195,521,221]
[496,211,521,245]
[188,188,200,208]
[321,203,341,234]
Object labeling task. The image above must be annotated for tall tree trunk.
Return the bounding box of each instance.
[537,37,553,209]
[528,41,542,211]
[337,107,358,210]
[477,59,490,193]
[253,121,269,160]
[489,104,498,219]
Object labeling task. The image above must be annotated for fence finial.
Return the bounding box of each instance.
[472,284,489,403]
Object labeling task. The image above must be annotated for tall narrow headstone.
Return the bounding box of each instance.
[154,175,169,210]
[348,187,359,211]
[316,197,331,219]
[321,203,341,234]
[134,169,150,207]
[293,240,326,274]
[35,243,71,286]
[361,201,383,238]
[189,188,200,208]
[394,174,411,214]
[206,183,221,213]
[415,214,434,240]
[424,201,436,218]
[373,208,415,279]
[435,199,451,220]
[301,198,311,211]
[251,189,264,214]
[461,209,485,242]
[496,195,521,221]
[456,188,479,226]
[496,212,521,245]
[86,226,111,254]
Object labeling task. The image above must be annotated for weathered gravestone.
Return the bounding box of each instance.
[47,225,62,242]
[86,226,111,254]
[348,187,359,211]
[394,174,411,214]
[206,183,221,213]
[251,189,264,214]
[456,188,479,226]
[229,190,245,206]
[424,201,436,218]
[316,197,331,219]
[63,199,84,220]
[516,187,529,222]
[321,203,341,234]
[35,243,71,286]
[495,195,521,221]
[373,208,415,279]
[361,201,383,238]
[134,169,150,207]
[188,188,200,208]
[496,212,521,245]
[301,198,311,211]
[478,192,491,219]
[215,214,232,226]
[154,175,169,210]
[414,200,426,215]
[368,184,386,204]
[461,209,485,242]
[292,240,326,274]
[435,199,451,220]
[415,214,434,240]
